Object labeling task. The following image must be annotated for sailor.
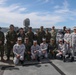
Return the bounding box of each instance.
[63,28,72,59]
[64,28,71,44]
[56,30,63,44]
[31,40,41,62]
[56,39,65,61]
[13,37,25,65]
[70,26,76,62]
[40,38,48,58]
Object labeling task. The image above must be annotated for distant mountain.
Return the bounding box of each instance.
[1,27,60,33]
[1,26,73,33]
[1,27,8,33]
[1,27,19,33]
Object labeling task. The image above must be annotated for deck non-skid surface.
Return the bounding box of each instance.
[0,59,64,75]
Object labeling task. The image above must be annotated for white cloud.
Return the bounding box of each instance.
[55,9,69,14]
[0,0,64,28]
[53,0,76,28]
[8,4,20,11]
[63,0,69,9]
[18,8,26,12]
[4,4,27,13]
[44,0,49,3]
[0,0,76,29]
[0,4,64,28]
[0,0,7,4]
[37,0,50,4]
[54,5,60,9]
[54,0,70,14]
[55,0,75,18]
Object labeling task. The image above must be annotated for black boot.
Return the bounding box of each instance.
[20,60,24,65]
[37,56,40,62]
[70,57,74,62]
[42,55,45,59]
[53,53,57,59]
[60,55,63,60]
[6,57,10,61]
[63,56,66,62]
[67,53,71,58]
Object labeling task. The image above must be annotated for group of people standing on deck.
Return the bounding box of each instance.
[0,24,76,65]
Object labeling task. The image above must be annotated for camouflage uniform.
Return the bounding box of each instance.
[24,42,32,60]
[17,33,25,43]
[26,31,34,44]
[50,30,56,41]
[45,31,51,43]
[62,26,66,36]
[48,39,57,59]
[0,31,4,60]
[6,31,17,60]
[37,30,45,44]
[34,32,38,41]
[17,28,25,43]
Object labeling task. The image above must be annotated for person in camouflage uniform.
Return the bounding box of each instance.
[35,29,40,45]
[48,38,57,59]
[0,27,5,61]
[62,26,66,36]
[24,37,32,61]
[50,26,56,42]
[17,28,25,43]
[34,32,38,41]
[45,28,51,43]
[37,26,45,44]
[26,27,34,44]
[6,24,17,60]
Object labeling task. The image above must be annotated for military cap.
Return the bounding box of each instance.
[17,37,22,40]
[66,28,70,31]
[19,28,23,30]
[33,40,37,43]
[25,37,29,40]
[10,24,14,27]
[73,26,76,30]
[59,39,63,42]
[58,30,62,33]
[50,38,54,41]
[52,26,55,28]
[29,27,32,29]
[40,26,43,28]
[34,32,37,35]
[42,38,46,41]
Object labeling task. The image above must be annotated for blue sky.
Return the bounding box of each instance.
[0,0,76,29]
